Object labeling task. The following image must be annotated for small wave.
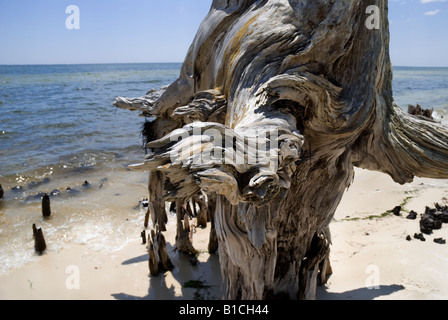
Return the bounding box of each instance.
[121,79,162,85]
[31,122,79,131]
[434,108,448,126]
[141,80,162,84]
[126,88,145,92]
[0,150,151,276]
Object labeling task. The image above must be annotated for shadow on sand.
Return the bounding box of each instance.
[111,242,223,300]
[112,241,404,301]
[316,284,405,300]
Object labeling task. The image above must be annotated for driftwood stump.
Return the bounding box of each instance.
[207,195,219,254]
[33,224,47,254]
[115,0,448,299]
[156,231,174,271]
[148,236,159,276]
[147,171,168,232]
[147,229,174,276]
[408,104,433,119]
[141,230,147,244]
[42,193,51,218]
[175,202,198,255]
[193,192,208,229]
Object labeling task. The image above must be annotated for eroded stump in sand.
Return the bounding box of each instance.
[156,231,174,271]
[193,193,208,229]
[147,229,174,276]
[141,230,146,244]
[207,196,219,254]
[42,193,51,218]
[148,237,159,276]
[147,171,168,232]
[175,202,198,255]
[144,208,150,229]
[33,224,47,254]
[408,104,434,119]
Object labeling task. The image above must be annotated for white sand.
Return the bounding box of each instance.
[0,222,222,300]
[1,168,447,300]
[318,168,448,300]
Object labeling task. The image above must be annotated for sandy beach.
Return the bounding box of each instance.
[1,0,447,304]
[1,167,447,300]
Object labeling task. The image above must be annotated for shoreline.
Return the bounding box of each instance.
[0,168,447,300]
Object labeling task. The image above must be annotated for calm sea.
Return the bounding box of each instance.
[0,63,447,275]
[393,66,448,118]
[0,63,181,274]
[0,63,181,180]
[1,64,447,182]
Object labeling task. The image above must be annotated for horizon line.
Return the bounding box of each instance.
[1,62,448,68]
[0,61,184,66]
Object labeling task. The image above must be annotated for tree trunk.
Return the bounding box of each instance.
[156,231,175,271]
[207,195,219,254]
[148,171,167,231]
[175,202,198,255]
[115,0,448,299]
[148,237,159,277]
[147,230,174,276]
[193,192,208,229]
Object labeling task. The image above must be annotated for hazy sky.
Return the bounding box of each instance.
[0,0,447,66]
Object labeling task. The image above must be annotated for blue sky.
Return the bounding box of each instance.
[0,0,447,66]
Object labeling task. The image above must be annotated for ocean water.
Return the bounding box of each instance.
[0,63,181,179]
[393,66,448,120]
[0,63,181,275]
[0,64,447,275]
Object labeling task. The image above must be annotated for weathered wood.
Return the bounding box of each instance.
[156,231,174,271]
[33,224,47,254]
[169,201,176,213]
[193,192,208,229]
[408,104,433,119]
[318,255,333,286]
[148,171,167,232]
[148,238,159,276]
[42,193,51,218]
[207,195,219,254]
[141,230,146,244]
[185,200,195,219]
[147,229,175,276]
[114,86,167,115]
[115,0,448,300]
[175,202,198,255]
[144,207,150,229]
